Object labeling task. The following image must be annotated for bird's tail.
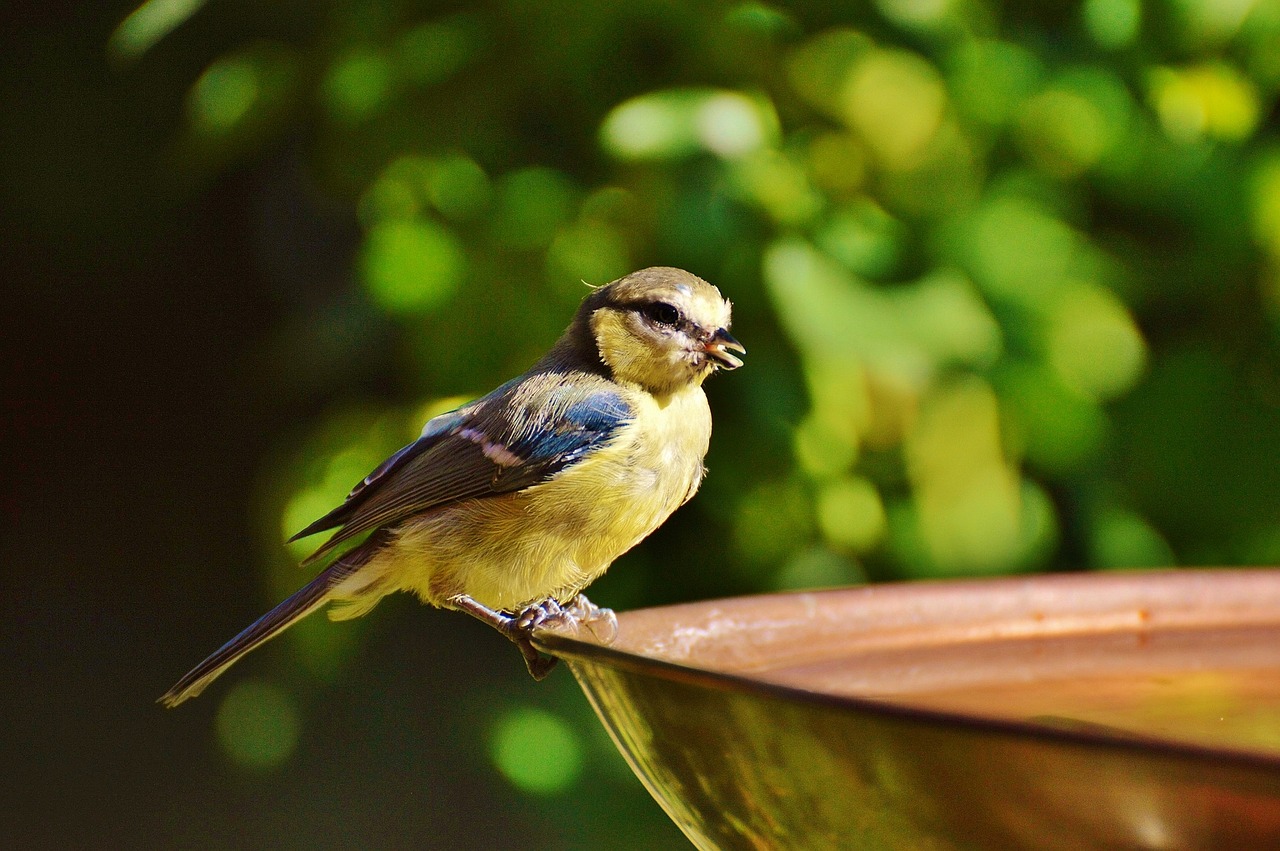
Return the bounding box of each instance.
[158,533,389,708]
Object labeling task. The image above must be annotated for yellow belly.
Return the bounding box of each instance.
[360,383,713,612]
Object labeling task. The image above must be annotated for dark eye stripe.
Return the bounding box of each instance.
[641,302,680,326]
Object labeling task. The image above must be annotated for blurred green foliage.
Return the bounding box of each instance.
[89,0,1280,842]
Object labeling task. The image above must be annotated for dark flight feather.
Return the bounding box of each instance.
[157,532,390,707]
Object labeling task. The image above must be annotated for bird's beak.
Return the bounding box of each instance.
[703,328,746,370]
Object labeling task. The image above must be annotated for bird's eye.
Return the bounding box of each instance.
[642,302,680,327]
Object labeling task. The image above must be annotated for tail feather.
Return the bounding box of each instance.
[159,535,386,708]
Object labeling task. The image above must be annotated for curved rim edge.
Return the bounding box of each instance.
[533,610,1280,775]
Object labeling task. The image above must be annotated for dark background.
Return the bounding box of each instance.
[5,0,1280,846]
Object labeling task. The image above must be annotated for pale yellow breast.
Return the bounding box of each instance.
[382,383,714,611]
[546,382,713,546]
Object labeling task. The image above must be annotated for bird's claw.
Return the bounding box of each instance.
[504,595,619,677]
[513,598,576,634]
[521,648,559,680]
[564,593,618,645]
[507,598,582,680]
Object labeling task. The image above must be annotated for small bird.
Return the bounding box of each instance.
[160,267,744,706]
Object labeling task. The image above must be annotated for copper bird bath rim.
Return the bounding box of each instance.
[534,567,1280,769]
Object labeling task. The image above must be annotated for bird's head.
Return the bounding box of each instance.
[582,267,744,394]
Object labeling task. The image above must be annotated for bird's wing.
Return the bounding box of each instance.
[293,374,633,565]
[287,401,479,544]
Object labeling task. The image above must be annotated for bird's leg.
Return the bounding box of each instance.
[563,593,619,645]
[448,594,565,680]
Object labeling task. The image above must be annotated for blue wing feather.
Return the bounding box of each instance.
[293,374,632,564]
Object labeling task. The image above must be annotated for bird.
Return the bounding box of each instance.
[160,266,744,707]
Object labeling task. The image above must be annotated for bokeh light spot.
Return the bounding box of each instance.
[492,168,576,249]
[723,2,798,36]
[111,0,209,61]
[840,49,946,170]
[1174,0,1255,47]
[1083,0,1141,49]
[875,0,954,30]
[359,154,490,226]
[394,15,483,85]
[906,378,1025,575]
[817,476,887,552]
[600,97,683,159]
[361,219,466,315]
[323,49,394,123]
[188,55,260,134]
[1017,88,1109,178]
[816,200,905,279]
[765,238,999,387]
[601,89,776,161]
[1091,508,1175,568]
[787,28,873,119]
[969,197,1076,302]
[358,173,419,225]
[731,150,822,224]
[489,707,584,795]
[948,39,1043,127]
[1149,63,1260,142]
[1251,154,1280,258]
[899,271,1002,368]
[1017,480,1061,567]
[695,92,773,158]
[997,362,1108,473]
[428,153,491,221]
[216,679,300,771]
[1046,284,1147,401]
[793,412,859,479]
[547,220,631,287]
[282,487,337,557]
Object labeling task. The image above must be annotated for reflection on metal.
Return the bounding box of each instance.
[535,570,1280,849]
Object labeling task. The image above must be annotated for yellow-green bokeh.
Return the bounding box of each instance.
[216,679,301,772]
[489,707,586,796]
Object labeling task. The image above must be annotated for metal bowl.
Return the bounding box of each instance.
[534,569,1280,850]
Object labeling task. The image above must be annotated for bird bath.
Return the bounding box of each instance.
[533,569,1280,849]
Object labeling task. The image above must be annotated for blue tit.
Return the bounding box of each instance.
[161,266,744,706]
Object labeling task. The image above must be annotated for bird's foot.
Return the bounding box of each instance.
[564,593,618,645]
[512,598,588,679]
[513,598,578,634]
[449,595,564,680]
